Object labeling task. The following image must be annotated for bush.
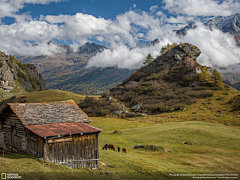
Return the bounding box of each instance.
[126,113,138,118]
[99,109,111,116]
[153,105,169,113]
[102,91,111,98]
[160,43,177,54]
[192,86,207,91]
[124,81,138,91]
[173,104,186,110]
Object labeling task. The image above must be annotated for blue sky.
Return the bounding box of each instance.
[17,0,166,20]
[0,0,239,69]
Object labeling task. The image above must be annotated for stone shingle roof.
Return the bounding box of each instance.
[8,100,92,126]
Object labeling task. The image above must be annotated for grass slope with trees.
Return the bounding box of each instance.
[0,43,240,179]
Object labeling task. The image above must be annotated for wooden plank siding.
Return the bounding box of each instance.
[45,134,98,169]
[1,105,100,169]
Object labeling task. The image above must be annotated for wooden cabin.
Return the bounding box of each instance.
[0,100,102,169]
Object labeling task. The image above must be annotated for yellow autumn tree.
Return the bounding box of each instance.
[211,69,224,88]
[199,67,211,86]
[160,43,177,54]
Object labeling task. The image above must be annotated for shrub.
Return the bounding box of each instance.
[102,91,111,98]
[199,91,214,98]
[160,43,177,54]
[124,81,138,91]
[30,81,38,91]
[153,105,169,113]
[98,109,111,116]
[173,104,186,110]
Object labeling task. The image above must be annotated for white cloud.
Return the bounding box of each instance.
[0,0,239,70]
[0,19,61,55]
[45,13,111,39]
[87,44,163,69]
[166,16,195,24]
[96,35,105,42]
[150,5,158,13]
[163,0,240,16]
[87,22,240,70]
[133,4,137,8]
[0,0,63,18]
[181,23,240,68]
[156,11,164,17]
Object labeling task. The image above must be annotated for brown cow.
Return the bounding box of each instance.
[108,144,115,151]
[122,148,126,153]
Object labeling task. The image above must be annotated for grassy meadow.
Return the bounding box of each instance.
[0,117,240,180]
[138,87,240,126]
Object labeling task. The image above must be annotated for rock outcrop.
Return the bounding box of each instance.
[0,51,46,95]
[126,43,201,83]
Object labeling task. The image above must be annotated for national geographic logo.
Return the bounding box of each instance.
[1,173,22,179]
[1,173,6,179]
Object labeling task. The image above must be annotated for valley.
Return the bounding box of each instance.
[0,5,240,179]
[17,42,135,95]
[0,118,239,180]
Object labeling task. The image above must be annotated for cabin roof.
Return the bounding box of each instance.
[26,122,102,137]
[7,100,92,126]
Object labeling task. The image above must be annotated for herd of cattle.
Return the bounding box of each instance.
[102,144,127,153]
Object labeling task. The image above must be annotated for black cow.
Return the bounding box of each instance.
[118,147,120,152]
[102,144,109,150]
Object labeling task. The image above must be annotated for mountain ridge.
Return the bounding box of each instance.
[17,42,134,94]
[175,13,240,45]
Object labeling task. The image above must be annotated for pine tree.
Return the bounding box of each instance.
[212,69,224,88]
[143,53,154,67]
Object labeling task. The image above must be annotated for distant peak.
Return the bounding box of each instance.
[47,40,58,45]
[78,42,106,54]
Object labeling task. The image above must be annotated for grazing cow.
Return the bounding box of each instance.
[108,144,115,151]
[102,144,109,150]
[122,148,127,153]
[118,147,120,152]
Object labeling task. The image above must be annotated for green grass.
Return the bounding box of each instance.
[21,89,86,103]
[138,87,240,126]
[0,80,27,101]
[1,118,239,180]
[92,118,240,176]
[1,89,90,105]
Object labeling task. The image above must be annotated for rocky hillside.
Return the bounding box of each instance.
[108,43,225,114]
[17,41,134,94]
[77,43,232,119]
[0,51,46,100]
[221,72,240,90]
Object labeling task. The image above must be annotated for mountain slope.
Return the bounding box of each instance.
[0,51,46,101]
[17,41,107,73]
[109,43,228,114]
[17,42,134,94]
[44,67,134,95]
